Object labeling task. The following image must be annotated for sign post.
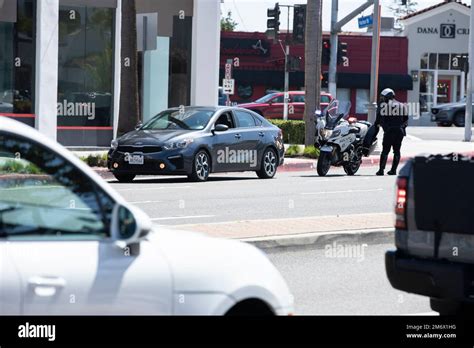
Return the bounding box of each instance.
[223,59,234,106]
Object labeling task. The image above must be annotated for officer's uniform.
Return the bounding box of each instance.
[375,89,408,176]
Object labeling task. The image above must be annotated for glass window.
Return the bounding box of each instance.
[58,6,114,129]
[0,0,36,115]
[438,54,450,70]
[419,71,435,112]
[429,53,437,70]
[321,95,332,104]
[336,88,350,104]
[142,109,215,130]
[234,110,256,128]
[420,53,429,69]
[0,133,115,239]
[292,95,305,103]
[356,89,369,114]
[271,95,284,103]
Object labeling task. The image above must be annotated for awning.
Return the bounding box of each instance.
[220,70,413,91]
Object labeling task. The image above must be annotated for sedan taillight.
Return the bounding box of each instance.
[395,177,408,230]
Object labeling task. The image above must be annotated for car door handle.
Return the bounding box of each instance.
[235,134,242,139]
[259,132,265,137]
[28,276,66,289]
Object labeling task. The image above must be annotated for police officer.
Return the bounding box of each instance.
[375,88,408,176]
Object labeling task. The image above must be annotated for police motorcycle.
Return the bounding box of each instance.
[315,99,378,176]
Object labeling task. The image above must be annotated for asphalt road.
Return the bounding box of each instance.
[109,166,397,225]
[266,242,433,315]
[407,126,474,141]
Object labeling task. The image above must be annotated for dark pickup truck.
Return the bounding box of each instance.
[385,154,474,315]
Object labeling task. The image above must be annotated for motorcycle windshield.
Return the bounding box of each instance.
[324,100,351,129]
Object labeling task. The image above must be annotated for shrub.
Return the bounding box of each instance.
[285,144,302,157]
[269,120,305,145]
[80,153,108,168]
[303,145,320,159]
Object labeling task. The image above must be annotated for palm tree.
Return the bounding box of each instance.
[118,0,139,135]
[304,0,323,147]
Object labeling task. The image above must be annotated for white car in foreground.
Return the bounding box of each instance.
[0,117,293,315]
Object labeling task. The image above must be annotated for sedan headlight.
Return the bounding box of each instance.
[111,139,119,150]
[320,129,333,140]
[163,138,194,151]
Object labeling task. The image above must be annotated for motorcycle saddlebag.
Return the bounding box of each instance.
[362,124,379,156]
[413,154,474,235]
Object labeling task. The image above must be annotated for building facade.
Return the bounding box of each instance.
[220,31,412,120]
[401,1,471,112]
[0,0,221,146]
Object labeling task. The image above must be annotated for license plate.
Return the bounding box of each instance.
[127,154,144,165]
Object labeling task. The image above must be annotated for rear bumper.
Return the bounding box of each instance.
[385,251,474,303]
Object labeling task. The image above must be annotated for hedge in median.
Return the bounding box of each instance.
[269,120,305,145]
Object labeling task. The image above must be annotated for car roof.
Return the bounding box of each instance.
[0,116,126,204]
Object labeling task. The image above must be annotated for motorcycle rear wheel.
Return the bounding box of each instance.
[317,152,331,177]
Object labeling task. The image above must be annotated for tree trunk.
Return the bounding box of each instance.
[304,0,323,147]
[118,0,139,135]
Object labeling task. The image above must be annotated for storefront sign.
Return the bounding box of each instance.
[222,38,271,57]
[417,24,470,38]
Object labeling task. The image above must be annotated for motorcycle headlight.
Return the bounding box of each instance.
[330,130,341,138]
[320,129,333,140]
[111,139,119,150]
[163,138,194,151]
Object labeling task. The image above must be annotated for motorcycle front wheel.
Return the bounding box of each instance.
[317,152,332,176]
[343,159,362,176]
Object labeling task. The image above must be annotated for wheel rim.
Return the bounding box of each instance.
[264,150,277,176]
[195,152,209,180]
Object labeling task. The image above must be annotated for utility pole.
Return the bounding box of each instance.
[367,0,381,125]
[464,2,474,142]
[329,0,338,98]
[304,0,323,147]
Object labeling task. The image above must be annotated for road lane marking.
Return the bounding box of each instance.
[151,215,215,221]
[116,186,191,192]
[301,188,384,195]
[129,200,163,204]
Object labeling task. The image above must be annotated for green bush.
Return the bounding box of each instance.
[285,144,303,157]
[269,120,305,145]
[303,145,320,159]
[0,160,42,174]
[81,153,108,168]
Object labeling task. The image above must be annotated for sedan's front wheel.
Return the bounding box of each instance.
[256,148,278,179]
[113,173,136,183]
[189,150,210,182]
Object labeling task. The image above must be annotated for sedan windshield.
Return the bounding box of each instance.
[254,93,278,103]
[141,109,215,131]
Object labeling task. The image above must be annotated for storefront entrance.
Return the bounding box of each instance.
[437,79,452,104]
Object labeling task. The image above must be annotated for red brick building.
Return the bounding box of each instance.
[220,31,412,119]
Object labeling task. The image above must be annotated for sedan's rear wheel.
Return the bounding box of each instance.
[257,148,277,179]
[454,112,465,127]
[113,173,136,183]
[189,150,210,182]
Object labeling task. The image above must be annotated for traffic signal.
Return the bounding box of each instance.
[337,42,348,65]
[322,39,331,65]
[266,3,280,43]
[293,5,306,44]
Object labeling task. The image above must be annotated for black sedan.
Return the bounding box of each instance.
[108,107,285,182]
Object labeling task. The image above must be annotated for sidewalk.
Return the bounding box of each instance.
[167,212,394,240]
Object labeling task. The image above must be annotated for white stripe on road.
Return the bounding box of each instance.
[116,186,191,192]
[151,215,215,221]
[129,200,163,204]
[301,188,384,195]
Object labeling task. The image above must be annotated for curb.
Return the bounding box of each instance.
[240,228,395,250]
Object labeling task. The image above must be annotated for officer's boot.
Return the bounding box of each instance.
[376,154,388,176]
[387,155,401,176]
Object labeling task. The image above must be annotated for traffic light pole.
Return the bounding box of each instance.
[284,44,290,120]
[328,0,338,98]
[368,0,381,125]
[464,2,473,142]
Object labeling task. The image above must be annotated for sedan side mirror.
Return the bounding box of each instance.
[111,204,152,255]
[213,124,229,133]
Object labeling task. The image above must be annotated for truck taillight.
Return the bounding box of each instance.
[395,177,408,230]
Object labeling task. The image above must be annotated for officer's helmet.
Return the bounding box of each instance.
[380,88,395,100]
